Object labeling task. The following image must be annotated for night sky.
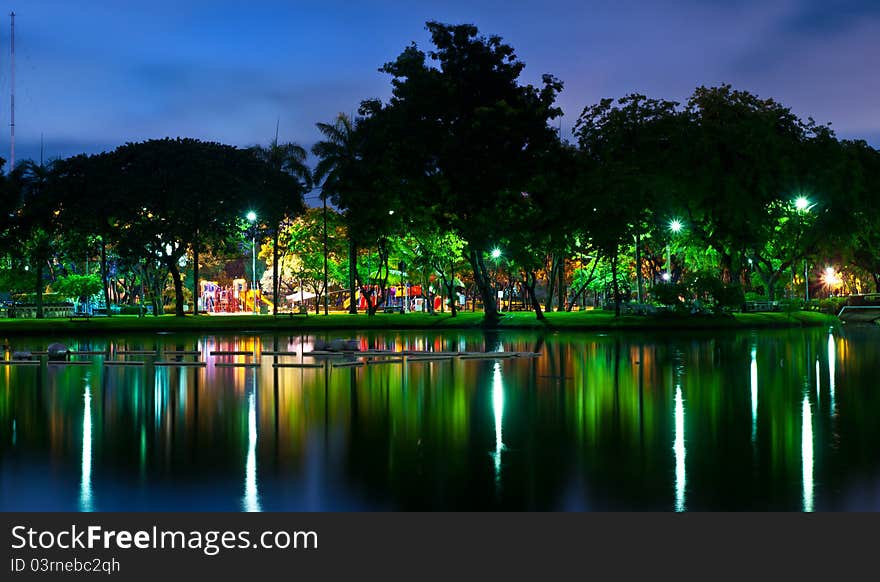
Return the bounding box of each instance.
[2,0,878,165]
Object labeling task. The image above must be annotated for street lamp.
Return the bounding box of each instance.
[247,211,258,315]
[491,248,502,311]
[794,197,811,302]
[665,219,683,282]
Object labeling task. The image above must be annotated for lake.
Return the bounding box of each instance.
[1,324,877,511]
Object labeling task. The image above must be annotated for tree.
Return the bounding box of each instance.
[369,21,563,323]
[574,94,683,315]
[9,159,61,318]
[100,139,276,316]
[249,136,309,315]
[52,274,103,313]
[313,114,362,314]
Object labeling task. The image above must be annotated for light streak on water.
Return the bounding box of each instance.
[802,395,814,512]
[243,379,261,512]
[674,385,686,512]
[492,362,504,487]
[80,379,94,512]
[828,333,836,415]
[750,348,758,443]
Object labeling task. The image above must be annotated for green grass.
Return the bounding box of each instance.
[0,309,838,336]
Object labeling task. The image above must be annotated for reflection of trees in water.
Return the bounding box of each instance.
[2,328,879,510]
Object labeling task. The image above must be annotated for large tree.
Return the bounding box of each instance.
[367,21,563,322]
[249,136,309,315]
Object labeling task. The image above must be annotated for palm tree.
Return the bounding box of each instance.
[312,113,360,314]
[249,137,310,316]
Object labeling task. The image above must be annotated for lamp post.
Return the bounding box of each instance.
[665,219,683,282]
[491,248,502,311]
[794,197,811,303]
[247,211,257,315]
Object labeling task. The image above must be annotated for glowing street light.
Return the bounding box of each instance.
[793,197,812,302]
[246,211,258,315]
[665,219,684,282]
[490,248,502,311]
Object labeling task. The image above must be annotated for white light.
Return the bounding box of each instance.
[669,219,683,233]
[674,385,686,512]
[828,333,836,416]
[388,210,395,215]
[243,386,261,512]
[662,273,671,282]
[246,211,257,222]
[492,362,504,486]
[80,380,93,512]
[795,197,810,212]
[802,395,814,512]
[750,347,758,444]
[491,248,501,259]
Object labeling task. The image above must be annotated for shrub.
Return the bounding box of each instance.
[652,282,685,307]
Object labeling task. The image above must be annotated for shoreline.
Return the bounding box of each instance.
[0,311,839,337]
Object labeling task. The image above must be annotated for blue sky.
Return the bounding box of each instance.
[2,0,878,164]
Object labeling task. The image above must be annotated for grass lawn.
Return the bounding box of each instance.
[0,309,838,336]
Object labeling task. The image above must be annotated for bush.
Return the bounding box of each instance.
[817,297,846,314]
[715,284,745,312]
[652,282,685,307]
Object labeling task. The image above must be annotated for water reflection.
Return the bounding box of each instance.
[828,332,836,416]
[80,376,93,512]
[750,347,758,444]
[673,384,686,512]
[802,395,814,512]
[2,327,878,511]
[243,373,261,512]
[492,362,504,489]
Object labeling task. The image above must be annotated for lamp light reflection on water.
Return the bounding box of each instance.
[243,377,261,512]
[750,348,758,444]
[80,380,94,512]
[492,362,504,487]
[828,333,836,415]
[674,385,686,512]
[802,395,814,512]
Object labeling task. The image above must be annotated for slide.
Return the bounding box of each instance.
[243,290,273,312]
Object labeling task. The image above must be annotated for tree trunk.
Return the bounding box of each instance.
[468,247,499,322]
[526,271,545,320]
[35,263,44,319]
[192,235,200,316]
[635,231,644,304]
[612,250,621,317]
[348,240,358,314]
[557,261,566,311]
[169,262,185,317]
[272,228,280,317]
[101,241,112,316]
[545,254,557,313]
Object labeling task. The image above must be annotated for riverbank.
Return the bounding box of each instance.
[0,310,838,336]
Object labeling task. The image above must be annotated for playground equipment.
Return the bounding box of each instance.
[242,289,273,312]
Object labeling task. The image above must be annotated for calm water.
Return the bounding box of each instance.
[1,325,878,511]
